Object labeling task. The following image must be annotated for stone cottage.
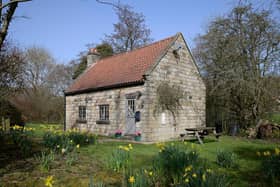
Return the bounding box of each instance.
[65,33,206,142]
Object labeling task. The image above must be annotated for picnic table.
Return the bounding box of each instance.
[182,127,221,144]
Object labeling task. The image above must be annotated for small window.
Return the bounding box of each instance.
[79,106,86,121]
[127,99,135,113]
[99,105,109,120]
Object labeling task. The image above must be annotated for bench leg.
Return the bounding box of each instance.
[195,132,203,144]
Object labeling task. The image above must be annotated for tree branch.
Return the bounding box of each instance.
[96,0,120,9]
[0,0,31,10]
[0,0,31,49]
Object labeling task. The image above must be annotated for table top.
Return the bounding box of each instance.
[185,127,215,131]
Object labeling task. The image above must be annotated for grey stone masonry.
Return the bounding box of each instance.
[144,34,206,141]
[65,33,206,142]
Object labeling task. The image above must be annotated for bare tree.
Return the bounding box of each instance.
[0,0,31,50]
[97,0,152,53]
[0,42,25,98]
[9,47,73,123]
[193,4,280,128]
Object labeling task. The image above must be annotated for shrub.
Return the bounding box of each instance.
[123,168,150,187]
[108,144,133,172]
[216,149,238,168]
[67,131,97,145]
[43,131,73,153]
[260,148,280,184]
[153,143,200,185]
[9,125,34,156]
[43,130,97,153]
[182,167,230,187]
[35,151,55,172]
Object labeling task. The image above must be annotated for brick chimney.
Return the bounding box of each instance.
[87,48,100,68]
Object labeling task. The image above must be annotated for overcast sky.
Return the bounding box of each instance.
[9,0,279,63]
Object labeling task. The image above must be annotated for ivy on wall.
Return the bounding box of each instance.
[154,81,185,125]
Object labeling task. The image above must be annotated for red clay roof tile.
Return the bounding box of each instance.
[66,34,177,94]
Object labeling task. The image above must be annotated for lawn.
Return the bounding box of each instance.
[0,123,279,186]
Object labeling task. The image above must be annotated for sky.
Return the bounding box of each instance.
[8,0,279,63]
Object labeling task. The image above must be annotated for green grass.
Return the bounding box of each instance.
[0,123,279,186]
[27,123,63,137]
[268,113,280,124]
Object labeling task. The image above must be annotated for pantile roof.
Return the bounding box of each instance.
[66,34,177,95]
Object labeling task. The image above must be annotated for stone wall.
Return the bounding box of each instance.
[144,34,206,141]
[65,34,205,142]
[65,85,147,137]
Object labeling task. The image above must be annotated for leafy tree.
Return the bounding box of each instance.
[72,43,113,79]
[96,43,113,58]
[72,55,87,80]
[193,4,280,128]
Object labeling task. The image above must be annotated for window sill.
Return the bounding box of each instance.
[76,119,87,123]
[96,120,110,125]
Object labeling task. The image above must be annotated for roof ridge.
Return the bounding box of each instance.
[94,33,177,63]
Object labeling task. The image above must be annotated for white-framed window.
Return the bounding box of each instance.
[127,99,135,113]
[99,104,109,120]
[79,106,86,121]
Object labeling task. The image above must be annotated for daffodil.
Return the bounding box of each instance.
[76,144,80,149]
[128,176,135,183]
[256,151,261,156]
[206,168,212,173]
[185,178,189,183]
[45,176,54,187]
[149,171,153,176]
[275,148,280,155]
[192,173,197,178]
[202,174,206,181]
[185,165,192,172]
[128,144,133,150]
[61,148,66,154]
[263,151,271,156]
[191,143,195,149]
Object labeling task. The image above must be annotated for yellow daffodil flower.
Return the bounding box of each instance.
[128,176,135,183]
[185,165,192,172]
[45,176,54,187]
[275,148,280,155]
[202,174,206,181]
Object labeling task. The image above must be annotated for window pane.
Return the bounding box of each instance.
[99,105,109,120]
[79,106,86,120]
